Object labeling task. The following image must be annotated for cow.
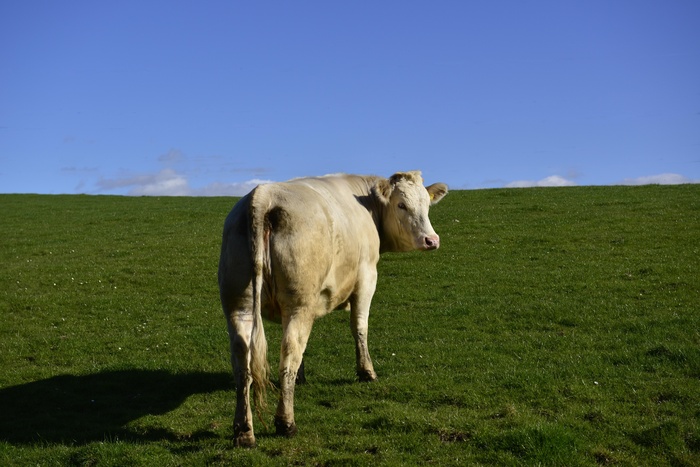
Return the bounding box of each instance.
[218,171,448,447]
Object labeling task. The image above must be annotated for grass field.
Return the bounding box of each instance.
[1,185,698,465]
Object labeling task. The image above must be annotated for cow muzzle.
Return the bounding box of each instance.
[422,234,440,250]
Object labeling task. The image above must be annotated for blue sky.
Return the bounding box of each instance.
[2,1,699,195]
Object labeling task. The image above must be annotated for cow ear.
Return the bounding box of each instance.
[426,183,448,205]
[372,178,393,205]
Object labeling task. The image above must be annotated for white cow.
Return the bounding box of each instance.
[218,171,447,447]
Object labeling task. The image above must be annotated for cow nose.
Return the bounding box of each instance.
[424,234,440,250]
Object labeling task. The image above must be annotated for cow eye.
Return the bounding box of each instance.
[397,202,407,210]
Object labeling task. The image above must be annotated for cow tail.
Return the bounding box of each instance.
[249,186,271,421]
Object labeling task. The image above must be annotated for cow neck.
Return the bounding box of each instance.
[376,208,401,253]
[357,176,400,254]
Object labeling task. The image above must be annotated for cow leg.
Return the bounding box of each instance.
[295,359,306,385]
[275,313,313,437]
[351,269,378,382]
[227,313,257,448]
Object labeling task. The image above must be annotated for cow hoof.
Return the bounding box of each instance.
[357,370,378,382]
[274,416,298,438]
[235,437,256,448]
[234,423,256,448]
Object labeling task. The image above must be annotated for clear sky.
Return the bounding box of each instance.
[2,1,699,195]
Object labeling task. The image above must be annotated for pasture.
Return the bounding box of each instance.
[1,185,698,465]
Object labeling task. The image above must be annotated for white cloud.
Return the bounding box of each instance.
[96,168,271,196]
[157,148,185,164]
[190,179,274,196]
[97,169,189,195]
[506,175,577,188]
[130,169,190,196]
[621,173,697,186]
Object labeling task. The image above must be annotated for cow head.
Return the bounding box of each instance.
[373,171,448,252]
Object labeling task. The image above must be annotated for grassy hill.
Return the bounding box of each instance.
[1,186,698,465]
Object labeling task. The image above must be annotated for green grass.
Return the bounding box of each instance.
[1,186,699,465]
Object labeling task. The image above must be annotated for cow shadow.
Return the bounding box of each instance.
[0,369,232,445]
